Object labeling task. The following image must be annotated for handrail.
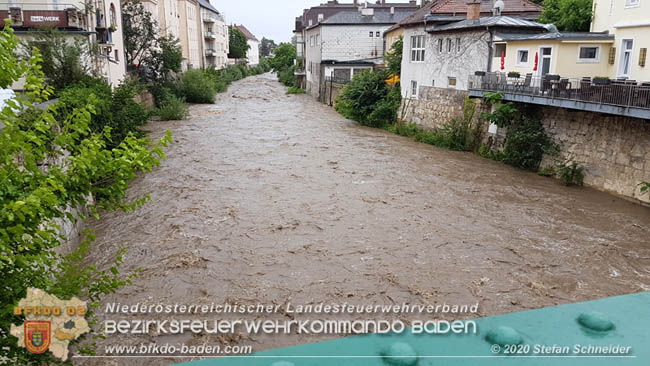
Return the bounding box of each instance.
[468,73,650,110]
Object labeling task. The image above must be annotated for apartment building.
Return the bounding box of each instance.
[0,0,127,87]
[198,0,228,69]
[177,0,200,69]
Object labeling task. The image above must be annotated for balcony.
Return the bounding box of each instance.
[468,73,650,120]
[205,49,217,57]
[0,3,86,30]
[204,32,216,39]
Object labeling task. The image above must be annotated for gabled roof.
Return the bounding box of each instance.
[387,0,542,32]
[432,0,542,15]
[428,15,546,32]
[198,0,219,14]
[295,2,419,33]
[319,10,414,26]
[233,24,258,42]
[496,31,615,42]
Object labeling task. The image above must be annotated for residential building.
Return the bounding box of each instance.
[233,24,259,66]
[500,32,615,78]
[294,0,420,89]
[1,0,127,87]
[177,0,201,69]
[591,0,649,81]
[198,0,228,69]
[141,0,181,39]
[303,6,415,97]
[398,0,543,97]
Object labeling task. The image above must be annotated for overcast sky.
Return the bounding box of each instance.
[213,0,416,43]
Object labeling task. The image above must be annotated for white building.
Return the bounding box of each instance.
[198,0,229,69]
[303,7,413,98]
[233,24,259,66]
[0,0,127,88]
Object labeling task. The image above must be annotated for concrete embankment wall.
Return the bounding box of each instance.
[400,86,650,204]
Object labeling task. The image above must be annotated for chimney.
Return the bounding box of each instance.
[466,0,481,19]
[381,0,386,5]
[353,0,358,6]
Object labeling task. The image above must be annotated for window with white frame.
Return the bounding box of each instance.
[310,36,314,47]
[410,35,425,62]
[370,31,374,37]
[411,80,418,98]
[376,31,381,37]
[578,45,600,62]
[448,77,457,88]
[625,0,640,7]
[517,49,529,65]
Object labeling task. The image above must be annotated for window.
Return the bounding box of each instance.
[410,35,425,62]
[318,13,324,22]
[376,31,381,37]
[578,46,600,62]
[456,38,461,53]
[310,36,314,47]
[619,39,634,77]
[517,49,529,65]
[370,31,374,37]
[448,77,457,88]
[411,80,418,98]
[315,35,319,45]
[114,49,119,61]
[447,38,452,53]
[109,3,117,26]
[431,80,435,87]
[438,39,443,52]
[625,0,640,7]
[494,43,506,58]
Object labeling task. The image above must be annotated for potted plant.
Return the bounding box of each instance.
[507,71,520,78]
[109,24,117,32]
[593,76,610,85]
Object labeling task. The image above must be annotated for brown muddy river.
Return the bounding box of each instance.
[78,73,650,365]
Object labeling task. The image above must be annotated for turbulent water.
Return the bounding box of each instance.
[78,73,650,365]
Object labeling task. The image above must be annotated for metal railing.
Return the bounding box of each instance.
[468,73,650,110]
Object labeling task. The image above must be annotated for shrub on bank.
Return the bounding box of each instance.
[156,95,189,121]
[58,77,149,148]
[179,69,217,103]
[287,86,306,94]
[335,70,400,128]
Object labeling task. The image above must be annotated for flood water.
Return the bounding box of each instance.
[79,73,650,364]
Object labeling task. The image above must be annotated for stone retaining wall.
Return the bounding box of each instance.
[540,107,650,202]
[400,86,486,130]
[400,86,650,203]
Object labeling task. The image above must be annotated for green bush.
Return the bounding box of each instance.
[385,122,420,137]
[556,161,585,186]
[335,70,399,128]
[278,67,296,87]
[502,118,554,171]
[287,86,306,94]
[179,69,217,103]
[58,78,149,149]
[156,95,189,121]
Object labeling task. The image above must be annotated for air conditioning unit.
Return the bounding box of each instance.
[9,7,23,27]
[67,8,79,28]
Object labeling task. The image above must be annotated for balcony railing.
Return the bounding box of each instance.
[205,49,217,57]
[204,32,216,39]
[468,72,650,119]
[0,3,85,29]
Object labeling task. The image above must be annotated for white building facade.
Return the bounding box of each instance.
[199,0,228,69]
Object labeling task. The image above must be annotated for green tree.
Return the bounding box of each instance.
[0,23,171,363]
[270,43,296,71]
[122,0,182,81]
[21,28,98,90]
[228,27,250,60]
[260,37,277,57]
[384,36,403,77]
[539,0,593,32]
